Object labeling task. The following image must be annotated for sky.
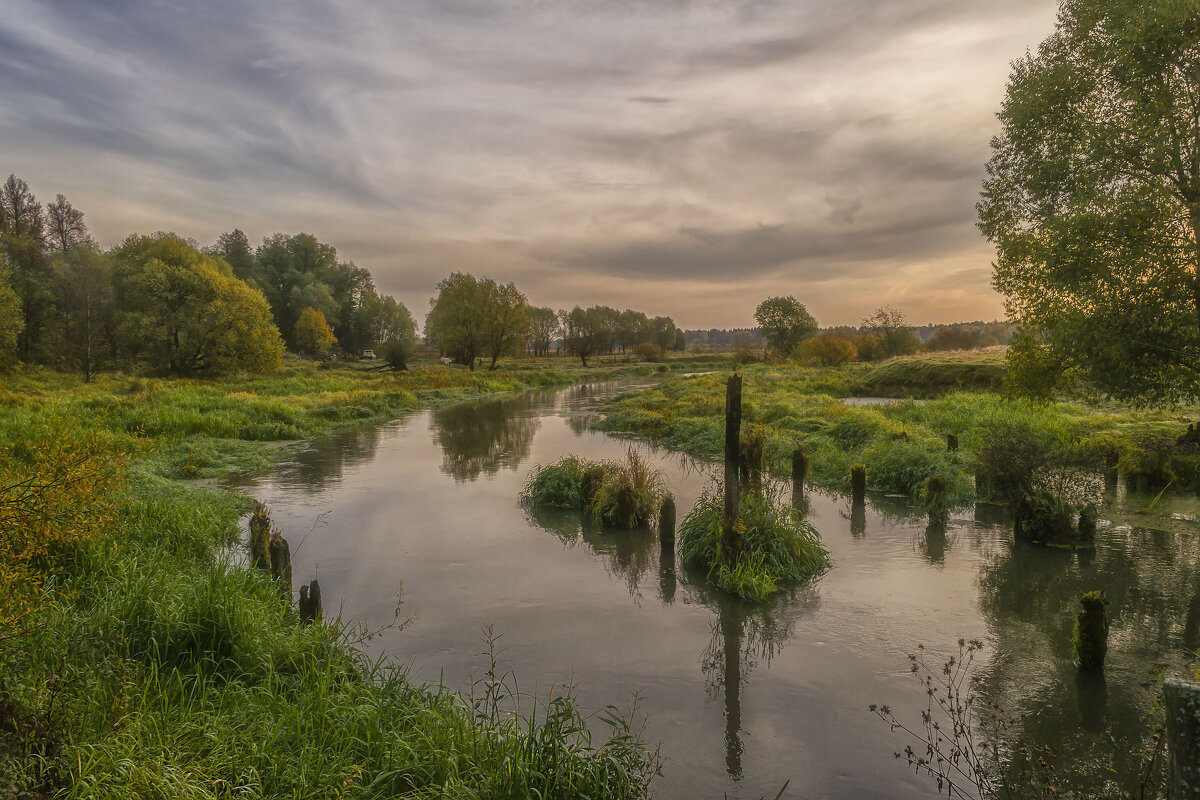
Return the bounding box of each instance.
[0,0,1060,329]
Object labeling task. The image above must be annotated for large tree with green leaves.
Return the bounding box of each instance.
[112,234,283,375]
[978,0,1200,404]
[754,296,818,357]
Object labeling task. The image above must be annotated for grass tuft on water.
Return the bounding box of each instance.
[678,485,830,602]
[522,449,665,529]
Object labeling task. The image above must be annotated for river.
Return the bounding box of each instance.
[225,377,1200,799]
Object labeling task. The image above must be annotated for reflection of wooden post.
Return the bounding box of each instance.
[721,607,744,780]
[722,375,743,562]
[792,448,809,496]
[1165,680,1200,800]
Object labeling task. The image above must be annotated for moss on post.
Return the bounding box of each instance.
[923,474,949,527]
[268,532,292,593]
[248,502,272,571]
[1072,590,1110,672]
[850,463,867,504]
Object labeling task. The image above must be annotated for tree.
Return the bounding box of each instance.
[560,306,612,366]
[754,296,818,357]
[212,229,256,283]
[861,305,921,358]
[0,261,22,367]
[53,244,114,381]
[928,326,981,352]
[978,0,1200,403]
[44,194,91,254]
[528,306,560,356]
[480,280,530,369]
[294,306,338,354]
[112,234,283,375]
[424,273,529,370]
[349,289,416,354]
[799,332,858,366]
[0,175,50,360]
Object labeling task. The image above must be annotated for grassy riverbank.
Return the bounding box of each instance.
[0,356,673,798]
[594,356,1199,503]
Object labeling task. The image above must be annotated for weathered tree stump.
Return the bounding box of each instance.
[1164,679,1200,800]
[298,579,322,624]
[1072,591,1109,671]
[722,374,743,563]
[851,463,867,504]
[248,502,272,571]
[924,474,949,527]
[268,532,293,593]
[791,448,810,497]
[659,496,676,544]
[615,484,639,528]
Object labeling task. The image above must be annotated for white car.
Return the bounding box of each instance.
[361,350,376,359]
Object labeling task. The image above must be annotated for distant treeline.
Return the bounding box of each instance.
[688,321,1015,351]
[0,173,683,378]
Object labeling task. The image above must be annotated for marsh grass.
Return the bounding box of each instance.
[0,475,658,799]
[596,359,1200,505]
[523,450,666,529]
[678,484,829,602]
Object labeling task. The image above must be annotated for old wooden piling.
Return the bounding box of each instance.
[248,502,272,571]
[268,532,293,593]
[851,463,867,504]
[792,448,810,495]
[298,579,322,624]
[722,374,743,562]
[1072,591,1109,672]
[1164,679,1200,800]
[659,496,676,545]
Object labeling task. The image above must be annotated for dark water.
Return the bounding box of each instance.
[226,379,1200,799]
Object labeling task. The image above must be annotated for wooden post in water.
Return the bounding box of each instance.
[1073,591,1109,671]
[851,463,867,505]
[659,496,676,545]
[268,532,293,593]
[792,448,810,497]
[722,374,743,563]
[1165,679,1200,800]
[298,579,322,623]
[248,502,272,571]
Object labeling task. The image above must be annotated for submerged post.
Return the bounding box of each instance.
[298,579,322,623]
[792,448,810,497]
[659,496,676,545]
[1164,679,1200,800]
[1072,591,1109,671]
[723,374,743,561]
[851,463,867,505]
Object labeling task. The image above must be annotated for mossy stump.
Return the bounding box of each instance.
[614,484,639,528]
[248,502,272,571]
[850,463,867,504]
[924,474,949,527]
[1072,590,1110,672]
[269,532,293,593]
[791,448,810,496]
[298,579,322,624]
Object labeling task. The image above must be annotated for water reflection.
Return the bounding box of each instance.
[432,394,540,482]
[523,505,657,598]
[241,426,383,493]
[974,523,1200,795]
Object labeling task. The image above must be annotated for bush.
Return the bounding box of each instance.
[522,450,664,529]
[797,332,857,366]
[678,485,829,601]
[634,342,663,362]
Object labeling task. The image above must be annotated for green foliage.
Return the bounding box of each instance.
[425,272,530,370]
[754,296,818,357]
[522,450,665,529]
[797,332,857,366]
[293,306,337,354]
[858,350,1006,398]
[678,486,829,601]
[111,234,283,375]
[861,305,922,359]
[0,261,22,367]
[978,0,1200,405]
[379,337,414,370]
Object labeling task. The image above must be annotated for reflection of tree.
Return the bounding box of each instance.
[268,426,382,493]
[432,394,540,482]
[683,566,819,782]
[973,524,1200,795]
[523,505,656,598]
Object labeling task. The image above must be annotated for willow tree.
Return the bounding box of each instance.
[978,0,1200,404]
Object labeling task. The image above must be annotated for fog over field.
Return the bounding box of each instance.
[1,0,1057,327]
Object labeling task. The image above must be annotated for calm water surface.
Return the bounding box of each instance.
[226,378,1200,799]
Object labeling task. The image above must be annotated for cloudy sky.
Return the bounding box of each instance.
[1,0,1059,328]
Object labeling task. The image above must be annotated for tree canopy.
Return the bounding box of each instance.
[754,296,818,356]
[978,0,1200,404]
[294,306,338,354]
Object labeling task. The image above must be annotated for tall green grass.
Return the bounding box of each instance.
[678,486,830,602]
[522,450,666,529]
[596,362,1199,503]
[0,476,657,798]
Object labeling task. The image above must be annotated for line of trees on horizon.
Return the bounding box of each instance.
[0,172,687,378]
